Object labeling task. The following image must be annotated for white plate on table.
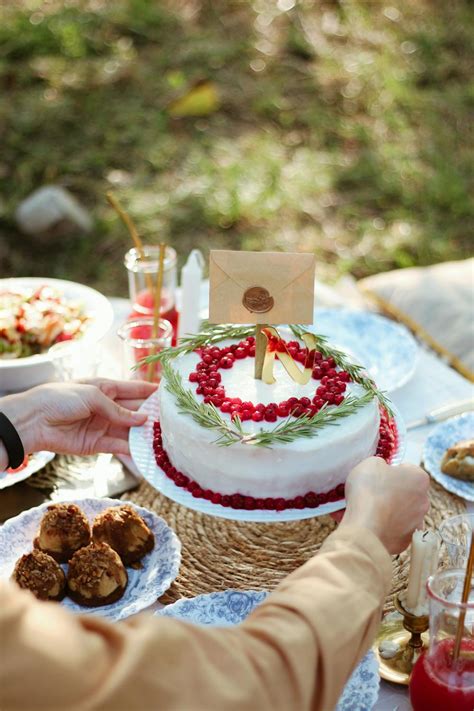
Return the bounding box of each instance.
[310,308,419,393]
[0,277,114,392]
[156,589,380,711]
[423,412,474,501]
[0,497,181,621]
[130,390,406,523]
[0,450,55,490]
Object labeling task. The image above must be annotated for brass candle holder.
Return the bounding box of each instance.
[373,594,429,685]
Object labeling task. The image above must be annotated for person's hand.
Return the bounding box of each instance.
[339,457,430,555]
[1,379,157,460]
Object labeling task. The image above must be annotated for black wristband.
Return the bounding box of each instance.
[0,412,25,469]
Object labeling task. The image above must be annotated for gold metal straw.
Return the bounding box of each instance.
[147,242,166,382]
[106,191,154,294]
[453,533,474,663]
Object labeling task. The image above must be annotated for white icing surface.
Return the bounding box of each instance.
[159,338,380,498]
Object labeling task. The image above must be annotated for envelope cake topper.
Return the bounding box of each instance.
[208,250,315,325]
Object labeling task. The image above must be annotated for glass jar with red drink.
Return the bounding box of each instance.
[124,245,179,344]
[410,568,474,711]
[117,317,172,383]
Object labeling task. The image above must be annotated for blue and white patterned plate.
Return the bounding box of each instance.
[336,651,380,711]
[157,589,268,626]
[0,497,181,621]
[156,590,379,710]
[423,412,474,501]
[310,308,419,393]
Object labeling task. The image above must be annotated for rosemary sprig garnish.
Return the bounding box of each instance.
[241,393,374,446]
[141,323,255,365]
[162,360,244,446]
[162,359,377,447]
[290,324,393,416]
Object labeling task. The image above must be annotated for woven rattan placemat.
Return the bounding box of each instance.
[123,477,466,611]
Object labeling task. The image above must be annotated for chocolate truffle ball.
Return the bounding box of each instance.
[92,505,154,566]
[67,542,128,607]
[34,503,91,563]
[12,550,66,602]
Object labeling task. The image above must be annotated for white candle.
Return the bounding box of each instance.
[404,530,440,616]
[178,249,204,340]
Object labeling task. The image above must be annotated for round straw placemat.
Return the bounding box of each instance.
[123,477,466,610]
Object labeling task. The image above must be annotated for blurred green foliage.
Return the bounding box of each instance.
[1,0,472,294]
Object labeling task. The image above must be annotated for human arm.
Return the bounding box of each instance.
[0,525,389,711]
[0,379,157,470]
[1,458,429,711]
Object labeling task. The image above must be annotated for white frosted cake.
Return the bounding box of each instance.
[153,326,395,512]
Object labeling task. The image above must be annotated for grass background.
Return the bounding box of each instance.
[1,0,472,296]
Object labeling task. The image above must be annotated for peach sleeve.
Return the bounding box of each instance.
[0,525,391,711]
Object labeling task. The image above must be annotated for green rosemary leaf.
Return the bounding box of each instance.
[289,324,393,416]
[244,393,374,447]
[162,360,243,445]
[137,323,255,369]
[161,356,377,448]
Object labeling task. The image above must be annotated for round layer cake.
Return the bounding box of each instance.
[159,331,381,500]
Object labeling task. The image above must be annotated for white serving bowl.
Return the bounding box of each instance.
[0,277,114,392]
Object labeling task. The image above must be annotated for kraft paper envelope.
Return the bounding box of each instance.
[209,250,315,325]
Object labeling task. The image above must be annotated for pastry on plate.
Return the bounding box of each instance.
[34,503,91,563]
[67,542,128,607]
[92,505,155,566]
[12,550,66,601]
[441,439,474,482]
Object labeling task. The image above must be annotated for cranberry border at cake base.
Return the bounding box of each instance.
[129,390,407,523]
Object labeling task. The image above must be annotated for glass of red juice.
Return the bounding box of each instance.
[410,568,474,711]
[124,245,179,345]
[117,317,172,383]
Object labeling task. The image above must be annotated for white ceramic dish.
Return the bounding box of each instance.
[0,451,55,490]
[130,390,406,523]
[0,497,181,621]
[0,277,114,392]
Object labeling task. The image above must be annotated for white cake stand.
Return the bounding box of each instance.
[129,390,406,523]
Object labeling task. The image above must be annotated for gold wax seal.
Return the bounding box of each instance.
[242,286,274,313]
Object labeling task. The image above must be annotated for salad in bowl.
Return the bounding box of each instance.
[0,277,114,392]
[0,285,90,359]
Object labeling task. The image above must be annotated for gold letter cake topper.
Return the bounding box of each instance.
[242,286,274,314]
[261,326,317,385]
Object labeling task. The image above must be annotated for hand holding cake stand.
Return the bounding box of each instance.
[129,250,405,523]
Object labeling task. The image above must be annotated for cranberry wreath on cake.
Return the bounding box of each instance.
[150,323,397,512]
